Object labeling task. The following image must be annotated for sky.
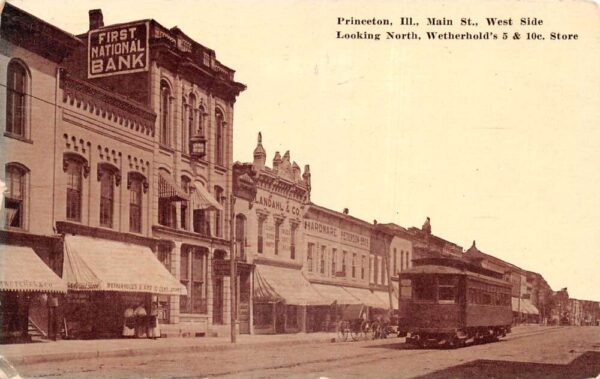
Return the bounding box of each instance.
[6,0,600,301]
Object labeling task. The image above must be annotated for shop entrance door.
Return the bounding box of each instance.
[238,272,250,334]
[213,278,223,324]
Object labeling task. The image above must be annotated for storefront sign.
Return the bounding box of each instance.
[255,190,302,217]
[0,279,62,291]
[304,219,370,249]
[88,22,149,78]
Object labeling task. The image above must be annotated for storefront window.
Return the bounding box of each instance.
[180,246,208,314]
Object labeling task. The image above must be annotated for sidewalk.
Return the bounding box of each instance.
[0,332,338,365]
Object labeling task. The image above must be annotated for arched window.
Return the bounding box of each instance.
[214,109,224,165]
[6,60,28,137]
[198,105,206,136]
[181,176,191,230]
[160,80,171,146]
[4,163,28,229]
[235,214,246,259]
[214,185,224,237]
[188,95,196,149]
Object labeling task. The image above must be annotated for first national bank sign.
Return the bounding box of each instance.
[88,22,149,79]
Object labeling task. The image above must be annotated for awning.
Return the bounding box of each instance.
[158,171,189,201]
[511,297,539,315]
[521,299,539,315]
[192,183,223,211]
[343,287,387,309]
[0,245,67,293]
[254,264,329,306]
[312,283,361,305]
[374,289,398,309]
[63,235,186,296]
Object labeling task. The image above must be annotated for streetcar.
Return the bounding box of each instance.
[397,257,512,348]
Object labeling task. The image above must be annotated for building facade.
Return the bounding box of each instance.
[60,10,246,337]
[233,134,316,334]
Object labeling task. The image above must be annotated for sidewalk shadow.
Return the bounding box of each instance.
[413,351,600,379]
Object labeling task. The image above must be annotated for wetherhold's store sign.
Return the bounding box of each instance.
[88,22,149,79]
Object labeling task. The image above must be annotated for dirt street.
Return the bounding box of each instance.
[13,326,600,378]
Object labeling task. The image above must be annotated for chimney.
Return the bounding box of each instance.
[343,208,349,215]
[89,9,104,30]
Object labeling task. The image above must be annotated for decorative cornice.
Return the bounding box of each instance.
[60,72,156,137]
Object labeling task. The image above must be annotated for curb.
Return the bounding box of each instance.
[4,335,336,366]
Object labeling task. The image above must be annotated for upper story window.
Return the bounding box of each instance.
[180,176,191,230]
[99,169,115,228]
[235,214,246,260]
[352,253,356,278]
[393,248,398,274]
[128,174,143,233]
[5,60,28,138]
[342,251,347,275]
[214,108,224,165]
[307,242,314,272]
[331,248,337,276]
[361,255,366,279]
[274,219,281,255]
[64,156,86,222]
[214,186,224,237]
[159,80,171,147]
[290,223,297,260]
[257,216,265,254]
[4,163,28,229]
[319,246,325,274]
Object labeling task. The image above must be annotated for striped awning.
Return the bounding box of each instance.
[63,235,186,296]
[254,265,329,306]
[158,171,189,201]
[343,287,388,309]
[0,245,67,293]
[192,183,223,211]
[312,283,361,305]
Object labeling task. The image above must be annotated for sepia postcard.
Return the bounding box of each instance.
[0,0,599,378]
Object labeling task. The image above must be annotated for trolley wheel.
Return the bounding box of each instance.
[363,320,377,340]
[351,322,363,341]
[337,321,349,342]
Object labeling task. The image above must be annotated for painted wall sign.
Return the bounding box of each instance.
[88,22,149,78]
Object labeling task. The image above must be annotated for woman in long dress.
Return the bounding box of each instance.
[122,305,135,338]
[147,301,161,339]
[134,302,147,338]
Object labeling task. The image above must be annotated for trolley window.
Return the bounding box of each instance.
[413,276,435,301]
[437,275,457,303]
[400,279,412,299]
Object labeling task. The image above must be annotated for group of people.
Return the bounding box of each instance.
[122,301,161,339]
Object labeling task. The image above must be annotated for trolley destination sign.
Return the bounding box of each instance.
[88,22,149,78]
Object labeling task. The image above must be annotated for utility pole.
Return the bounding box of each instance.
[230,196,237,343]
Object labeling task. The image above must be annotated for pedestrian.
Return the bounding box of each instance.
[147,300,161,339]
[134,302,147,338]
[122,304,135,338]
